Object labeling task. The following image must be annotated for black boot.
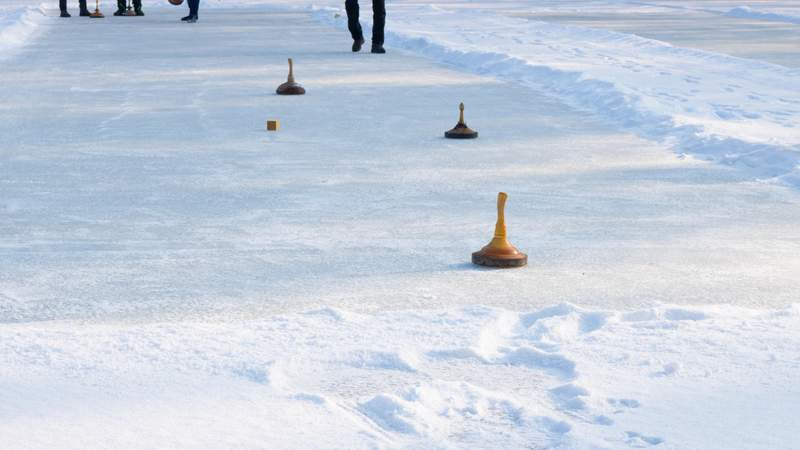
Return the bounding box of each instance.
[345,0,364,51]
[79,0,91,16]
[59,0,70,17]
[352,37,365,52]
[185,0,198,22]
[60,10,71,17]
[135,8,144,16]
[371,0,386,51]
[133,0,143,15]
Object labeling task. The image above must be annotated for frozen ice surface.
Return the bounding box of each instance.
[2,4,800,323]
[1,1,800,448]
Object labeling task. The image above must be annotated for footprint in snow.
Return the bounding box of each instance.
[651,362,680,377]
[579,312,608,333]
[549,383,589,411]
[594,415,614,426]
[713,108,736,120]
[625,431,664,446]
[346,350,418,373]
[232,365,271,385]
[498,347,577,380]
[608,398,641,412]
[292,393,327,405]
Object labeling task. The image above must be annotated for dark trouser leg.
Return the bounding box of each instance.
[79,0,89,12]
[371,0,385,45]
[188,0,199,16]
[60,0,68,12]
[116,0,125,11]
[133,0,142,10]
[345,0,363,41]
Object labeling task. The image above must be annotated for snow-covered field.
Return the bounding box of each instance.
[3,303,799,448]
[1,1,799,448]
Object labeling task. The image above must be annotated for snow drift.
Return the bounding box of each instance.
[0,4,48,60]
[726,6,800,25]
[2,303,798,448]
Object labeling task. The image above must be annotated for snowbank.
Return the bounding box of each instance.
[1,303,798,448]
[726,6,800,25]
[311,4,800,187]
[0,4,48,60]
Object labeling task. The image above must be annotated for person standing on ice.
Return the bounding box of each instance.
[345,0,386,54]
[59,0,91,17]
[181,0,200,23]
[114,0,144,16]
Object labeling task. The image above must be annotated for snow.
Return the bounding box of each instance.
[0,2,48,60]
[1,303,799,448]
[726,6,800,25]
[2,0,800,448]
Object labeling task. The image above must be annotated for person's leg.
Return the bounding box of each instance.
[371,0,385,46]
[182,0,198,21]
[133,0,143,15]
[369,0,386,53]
[345,0,363,42]
[181,0,193,21]
[59,0,70,17]
[79,0,90,15]
[114,0,125,15]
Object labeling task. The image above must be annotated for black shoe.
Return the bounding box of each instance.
[181,14,193,21]
[135,9,144,16]
[60,10,71,17]
[80,9,91,16]
[352,38,365,52]
[113,8,124,16]
[371,44,386,54]
[185,15,197,23]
